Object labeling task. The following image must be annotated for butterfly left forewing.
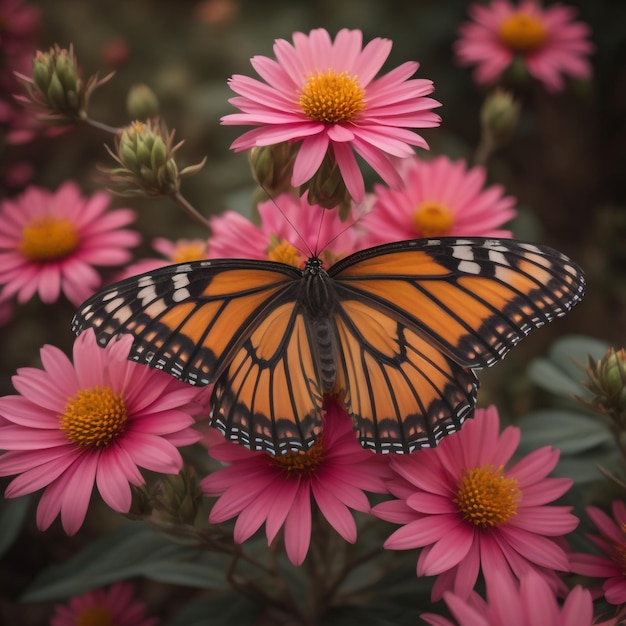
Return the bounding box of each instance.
[72,260,301,385]
[331,238,585,369]
[211,302,324,454]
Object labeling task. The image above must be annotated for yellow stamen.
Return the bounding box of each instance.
[170,239,208,263]
[60,386,128,448]
[267,239,303,268]
[272,437,325,475]
[20,216,79,261]
[454,465,520,527]
[499,12,548,53]
[299,70,365,123]
[412,201,455,237]
[75,606,114,626]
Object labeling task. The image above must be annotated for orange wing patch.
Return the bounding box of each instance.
[211,303,324,454]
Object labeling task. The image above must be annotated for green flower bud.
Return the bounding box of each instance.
[32,51,53,93]
[248,142,297,195]
[302,152,352,215]
[585,348,626,419]
[480,89,520,146]
[151,469,202,525]
[126,83,160,120]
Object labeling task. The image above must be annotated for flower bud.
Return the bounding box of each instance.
[126,83,160,120]
[480,89,520,146]
[248,142,296,196]
[584,348,626,419]
[151,468,202,525]
[300,152,352,217]
[103,119,206,197]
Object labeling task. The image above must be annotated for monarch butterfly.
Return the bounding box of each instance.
[72,237,584,455]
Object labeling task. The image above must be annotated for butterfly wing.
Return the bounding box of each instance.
[72,259,302,385]
[329,237,585,452]
[211,302,324,454]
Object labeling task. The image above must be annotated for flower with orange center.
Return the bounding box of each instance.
[0,182,140,305]
[455,0,594,92]
[50,582,158,626]
[202,401,392,566]
[0,329,201,535]
[373,406,578,601]
[207,192,362,264]
[222,28,441,202]
[362,155,516,247]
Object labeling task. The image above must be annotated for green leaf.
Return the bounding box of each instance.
[0,495,30,558]
[518,410,613,454]
[22,522,227,602]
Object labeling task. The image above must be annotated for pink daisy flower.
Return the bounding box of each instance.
[222,28,441,202]
[360,155,516,246]
[570,501,626,605]
[454,0,594,92]
[421,569,618,626]
[50,582,158,626]
[207,192,362,267]
[201,401,392,566]
[372,406,577,600]
[0,182,140,306]
[0,329,202,535]
[115,236,210,280]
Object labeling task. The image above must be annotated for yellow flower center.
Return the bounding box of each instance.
[19,216,79,261]
[298,70,365,123]
[499,11,548,53]
[412,201,455,237]
[75,606,114,626]
[454,465,521,527]
[60,386,128,448]
[267,239,304,268]
[272,437,325,475]
[170,239,208,263]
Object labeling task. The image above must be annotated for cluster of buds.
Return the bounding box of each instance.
[248,141,352,218]
[582,348,626,427]
[15,44,113,122]
[103,119,206,197]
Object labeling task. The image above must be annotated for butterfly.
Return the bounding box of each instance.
[72,237,585,455]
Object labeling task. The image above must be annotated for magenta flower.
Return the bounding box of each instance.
[372,406,577,600]
[0,182,140,305]
[201,401,391,566]
[207,192,362,267]
[361,155,516,246]
[115,236,209,280]
[221,28,441,202]
[570,500,626,605]
[421,569,617,626]
[454,0,594,92]
[50,582,158,626]
[0,329,202,535]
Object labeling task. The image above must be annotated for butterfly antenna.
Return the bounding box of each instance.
[258,183,313,258]
[317,197,371,254]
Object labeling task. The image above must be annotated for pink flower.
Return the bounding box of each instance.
[570,501,626,605]
[207,192,362,267]
[222,28,441,202]
[0,329,202,535]
[115,236,209,280]
[201,401,391,566]
[372,406,577,600]
[361,155,516,246]
[421,569,618,626]
[50,582,158,626]
[0,182,140,305]
[454,0,594,92]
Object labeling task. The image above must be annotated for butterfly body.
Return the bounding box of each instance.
[73,237,585,455]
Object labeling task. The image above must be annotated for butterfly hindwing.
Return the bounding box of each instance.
[333,298,478,453]
[210,302,324,454]
[331,237,585,370]
[72,260,301,385]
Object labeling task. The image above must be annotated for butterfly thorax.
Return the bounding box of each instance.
[302,256,338,391]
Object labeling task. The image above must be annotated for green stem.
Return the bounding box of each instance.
[171,190,212,231]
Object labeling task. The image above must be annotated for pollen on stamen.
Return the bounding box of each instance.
[298,70,365,124]
[19,216,79,261]
[60,386,128,448]
[454,464,521,527]
[272,437,325,475]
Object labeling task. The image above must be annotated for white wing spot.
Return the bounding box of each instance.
[488,250,509,266]
[104,297,125,313]
[172,287,191,302]
[458,260,481,275]
[452,245,475,261]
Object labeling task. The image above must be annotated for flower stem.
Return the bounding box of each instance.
[171,190,212,231]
